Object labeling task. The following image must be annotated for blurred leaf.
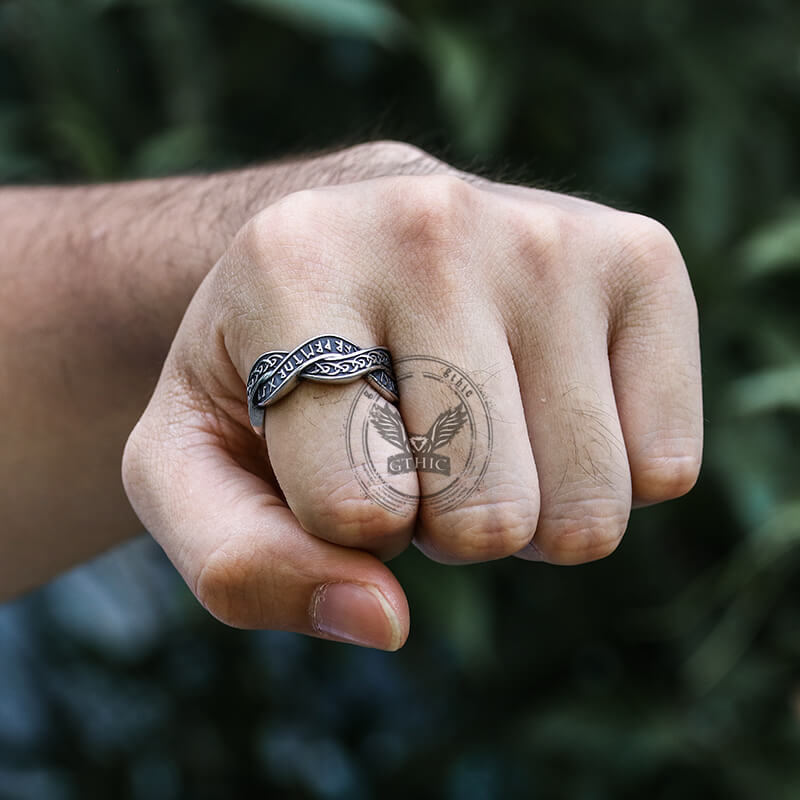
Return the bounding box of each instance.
[0,106,44,180]
[131,124,213,177]
[677,103,740,252]
[47,96,120,178]
[420,22,512,156]
[738,206,800,279]
[730,364,800,415]
[139,0,218,127]
[394,549,495,672]
[232,0,410,46]
[520,698,690,780]
[638,501,800,691]
[682,563,791,693]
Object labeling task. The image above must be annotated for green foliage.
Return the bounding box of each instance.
[1,0,799,797]
[233,0,411,46]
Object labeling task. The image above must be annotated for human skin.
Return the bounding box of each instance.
[121,166,703,651]
[0,141,461,598]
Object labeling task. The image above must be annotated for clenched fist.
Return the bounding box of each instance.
[122,172,702,651]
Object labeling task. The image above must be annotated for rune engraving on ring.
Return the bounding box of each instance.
[246,334,399,432]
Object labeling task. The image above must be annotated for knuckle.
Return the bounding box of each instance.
[350,140,443,173]
[194,541,266,629]
[226,189,339,308]
[500,204,582,309]
[318,493,409,543]
[235,205,273,265]
[121,425,145,490]
[121,379,207,520]
[121,419,160,507]
[421,496,538,563]
[387,174,476,258]
[538,497,630,565]
[520,205,576,267]
[634,447,702,502]
[379,174,482,303]
[250,190,315,247]
[615,214,685,280]
[299,464,413,549]
[237,189,324,277]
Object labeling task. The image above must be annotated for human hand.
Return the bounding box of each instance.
[122,172,702,651]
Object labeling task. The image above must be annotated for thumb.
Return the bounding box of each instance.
[121,385,409,652]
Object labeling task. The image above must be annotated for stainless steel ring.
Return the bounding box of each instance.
[246,334,399,432]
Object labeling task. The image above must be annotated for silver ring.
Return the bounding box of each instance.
[247,334,399,432]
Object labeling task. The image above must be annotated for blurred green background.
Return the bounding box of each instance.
[1,0,800,798]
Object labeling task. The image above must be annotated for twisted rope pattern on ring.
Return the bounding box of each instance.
[247,335,399,431]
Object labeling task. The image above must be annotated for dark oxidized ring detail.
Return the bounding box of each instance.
[246,334,399,432]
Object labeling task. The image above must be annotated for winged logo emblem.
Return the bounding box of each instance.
[369,401,468,475]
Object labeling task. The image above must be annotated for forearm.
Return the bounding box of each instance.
[0,141,442,598]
